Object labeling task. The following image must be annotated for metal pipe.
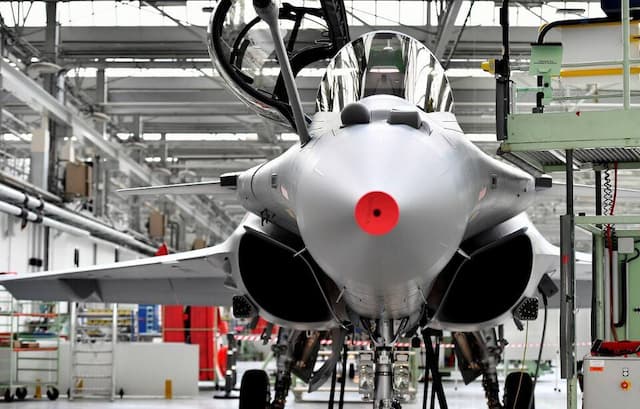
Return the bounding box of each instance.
[496,0,510,140]
[0,183,156,254]
[612,251,620,328]
[622,0,631,110]
[0,198,144,253]
[111,303,117,401]
[604,250,612,339]
[0,199,88,237]
[253,0,311,144]
[69,302,77,401]
[562,58,640,68]
[592,170,603,341]
[0,170,61,203]
[563,149,578,409]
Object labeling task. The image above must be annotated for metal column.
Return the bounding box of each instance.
[622,0,631,110]
[592,170,605,341]
[560,149,577,409]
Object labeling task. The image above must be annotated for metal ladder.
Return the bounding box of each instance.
[69,303,116,400]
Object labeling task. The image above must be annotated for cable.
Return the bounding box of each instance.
[611,162,619,216]
[606,163,620,341]
[603,168,613,215]
[512,321,529,409]
[528,293,548,409]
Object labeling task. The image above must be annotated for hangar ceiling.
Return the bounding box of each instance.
[0,0,637,250]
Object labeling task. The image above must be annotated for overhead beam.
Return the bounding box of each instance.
[433,0,464,60]
[0,59,234,240]
[16,26,549,60]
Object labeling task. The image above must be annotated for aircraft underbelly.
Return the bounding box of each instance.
[341,277,429,319]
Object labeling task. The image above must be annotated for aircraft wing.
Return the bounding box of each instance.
[0,244,236,305]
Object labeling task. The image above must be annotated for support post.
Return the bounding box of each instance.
[0,30,3,144]
[592,170,605,341]
[496,0,510,140]
[43,2,59,96]
[622,0,631,110]
[30,116,50,189]
[69,302,76,401]
[160,132,168,166]
[560,149,577,409]
[95,66,108,141]
[111,303,117,401]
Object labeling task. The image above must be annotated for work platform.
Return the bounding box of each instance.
[493,1,640,408]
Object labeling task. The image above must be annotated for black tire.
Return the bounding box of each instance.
[3,389,13,403]
[348,363,355,380]
[46,387,59,401]
[504,371,534,409]
[15,387,27,400]
[239,369,270,409]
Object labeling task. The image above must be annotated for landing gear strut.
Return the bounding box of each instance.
[359,319,409,409]
[453,329,507,409]
[271,328,295,409]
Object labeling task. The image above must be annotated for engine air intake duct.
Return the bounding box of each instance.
[430,231,533,324]
[238,230,339,324]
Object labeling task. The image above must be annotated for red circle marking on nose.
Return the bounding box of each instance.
[354,191,399,235]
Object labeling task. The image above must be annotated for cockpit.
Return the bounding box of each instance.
[316,31,454,114]
[209,0,350,129]
[208,0,453,130]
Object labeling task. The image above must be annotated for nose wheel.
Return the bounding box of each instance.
[238,369,270,409]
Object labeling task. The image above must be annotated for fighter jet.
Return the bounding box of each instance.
[0,0,597,408]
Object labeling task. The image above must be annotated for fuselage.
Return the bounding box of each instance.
[236,95,536,321]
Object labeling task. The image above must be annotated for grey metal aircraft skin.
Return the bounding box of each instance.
[231,94,556,332]
[0,23,579,409]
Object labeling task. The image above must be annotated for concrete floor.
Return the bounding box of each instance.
[1,377,574,409]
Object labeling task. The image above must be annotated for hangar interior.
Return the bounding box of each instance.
[0,0,639,408]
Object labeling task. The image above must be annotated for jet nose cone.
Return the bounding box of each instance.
[354,191,399,235]
[295,120,471,318]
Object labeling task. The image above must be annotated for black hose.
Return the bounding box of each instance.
[422,344,429,409]
[527,293,548,409]
[537,17,616,44]
[430,334,440,409]
[327,364,337,409]
[338,342,348,409]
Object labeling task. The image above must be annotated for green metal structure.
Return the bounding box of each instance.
[496,0,640,408]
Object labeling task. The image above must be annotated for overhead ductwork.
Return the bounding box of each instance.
[0,182,156,254]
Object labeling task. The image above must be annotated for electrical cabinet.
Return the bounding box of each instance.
[584,355,640,409]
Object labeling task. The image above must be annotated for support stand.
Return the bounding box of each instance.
[421,329,448,409]
[214,333,240,400]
